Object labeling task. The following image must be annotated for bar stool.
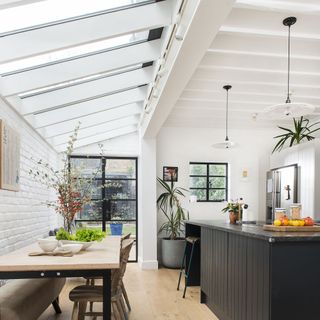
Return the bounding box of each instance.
[177,236,200,298]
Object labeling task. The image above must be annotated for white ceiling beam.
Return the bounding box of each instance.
[28,87,146,128]
[180,91,320,104]
[193,67,320,87]
[210,33,320,60]
[200,51,320,75]
[141,0,235,138]
[14,66,153,115]
[50,115,139,146]
[55,125,137,152]
[221,8,320,40]
[234,0,320,15]
[0,0,173,62]
[39,103,142,139]
[0,39,162,96]
[182,88,320,102]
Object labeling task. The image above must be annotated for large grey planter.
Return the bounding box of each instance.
[161,238,185,269]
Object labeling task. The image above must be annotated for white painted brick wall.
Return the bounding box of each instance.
[0,98,60,255]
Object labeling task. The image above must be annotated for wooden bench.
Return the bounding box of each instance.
[0,277,66,320]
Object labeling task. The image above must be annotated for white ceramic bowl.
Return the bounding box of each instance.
[60,240,94,251]
[60,244,82,254]
[38,238,58,252]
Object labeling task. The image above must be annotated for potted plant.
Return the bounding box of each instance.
[110,216,123,236]
[272,116,320,153]
[222,199,248,224]
[157,177,188,268]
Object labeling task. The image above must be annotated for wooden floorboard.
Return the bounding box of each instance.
[38,263,218,320]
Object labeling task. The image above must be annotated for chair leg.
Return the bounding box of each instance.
[112,301,121,320]
[116,298,126,320]
[71,302,79,320]
[183,242,196,299]
[52,297,62,314]
[177,242,187,291]
[78,301,87,320]
[121,282,131,311]
[120,296,128,320]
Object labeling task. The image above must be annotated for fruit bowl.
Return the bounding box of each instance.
[59,240,94,251]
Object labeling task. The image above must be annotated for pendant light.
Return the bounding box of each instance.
[212,85,237,149]
[263,17,315,119]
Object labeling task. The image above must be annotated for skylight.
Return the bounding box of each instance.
[18,63,144,98]
[0,31,148,75]
[0,0,155,35]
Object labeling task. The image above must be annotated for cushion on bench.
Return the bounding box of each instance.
[0,277,66,320]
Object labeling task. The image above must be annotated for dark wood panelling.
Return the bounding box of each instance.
[227,233,247,320]
[270,242,320,320]
[246,237,269,320]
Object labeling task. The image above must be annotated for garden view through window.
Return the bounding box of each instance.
[70,156,137,261]
[189,162,228,202]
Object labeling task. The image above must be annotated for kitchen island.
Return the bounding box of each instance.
[185,220,320,320]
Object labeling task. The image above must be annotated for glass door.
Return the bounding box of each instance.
[70,156,138,261]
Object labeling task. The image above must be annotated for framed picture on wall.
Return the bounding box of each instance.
[0,120,20,191]
[163,166,178,182]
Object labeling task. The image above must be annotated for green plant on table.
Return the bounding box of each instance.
[157,177,189,240]
[272,116,320,153]
[55,228,106,242]
[221,201,240,214]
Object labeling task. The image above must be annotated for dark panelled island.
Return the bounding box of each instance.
[185,220,320,320]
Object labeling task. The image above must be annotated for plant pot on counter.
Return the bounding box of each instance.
[229,210,238,224]
[161,238,185,269]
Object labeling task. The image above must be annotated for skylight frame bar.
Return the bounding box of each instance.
[1,38,148,77]
[18,62,146,99]
[0,0,157,38]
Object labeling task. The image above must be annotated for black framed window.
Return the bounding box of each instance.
[189,162,228,202]
[69,156,138,262]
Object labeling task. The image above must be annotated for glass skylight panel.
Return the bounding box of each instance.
[18,63,143,98]
[0,31,148,75]
[0,0,155,34]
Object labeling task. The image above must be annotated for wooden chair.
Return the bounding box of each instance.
[69,239,134,320]
[85,233,132,312]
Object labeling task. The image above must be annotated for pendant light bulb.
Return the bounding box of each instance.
[263,17,315,119]
[212,85,237,149]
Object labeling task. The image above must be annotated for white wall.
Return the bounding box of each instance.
[156,126,276,228]
[0,98,59,255]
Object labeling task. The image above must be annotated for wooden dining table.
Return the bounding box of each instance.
[0,236,121,320]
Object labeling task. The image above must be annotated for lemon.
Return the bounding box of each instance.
[292,220,300,227]
[299,220,305,226]
[274,220,281,226]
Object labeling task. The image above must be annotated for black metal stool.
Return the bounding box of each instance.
[177,236,200,298]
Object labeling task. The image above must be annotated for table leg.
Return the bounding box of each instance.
[102,269,111,320]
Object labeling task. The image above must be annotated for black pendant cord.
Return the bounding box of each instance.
[286,24,291,104]
[225,89,229,141]
[283,16,296,104]
[223,85,232,142]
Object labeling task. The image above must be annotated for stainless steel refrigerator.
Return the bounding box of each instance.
[266,164,298,222]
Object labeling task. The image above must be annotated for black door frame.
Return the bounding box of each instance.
[70,155,138,262]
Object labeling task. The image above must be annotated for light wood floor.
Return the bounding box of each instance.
[39,263,218,320]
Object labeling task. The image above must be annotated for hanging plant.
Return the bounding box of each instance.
[272,116,320,153]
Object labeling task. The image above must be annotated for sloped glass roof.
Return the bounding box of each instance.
[0,31,148,75]
[0,0,155,34]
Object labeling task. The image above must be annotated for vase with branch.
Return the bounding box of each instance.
[29,124,97,233]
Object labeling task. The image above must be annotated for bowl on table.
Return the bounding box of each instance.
[59,240,94,251]
[37,238,58,252]
[59,243,83,254]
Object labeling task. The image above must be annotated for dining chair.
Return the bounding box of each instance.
[69,239,134,320]
[85,233,132,312]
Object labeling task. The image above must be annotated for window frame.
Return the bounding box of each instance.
[189,162,228,202]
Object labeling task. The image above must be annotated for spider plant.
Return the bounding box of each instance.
[157,177,189,240]
[272,116,320,153]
